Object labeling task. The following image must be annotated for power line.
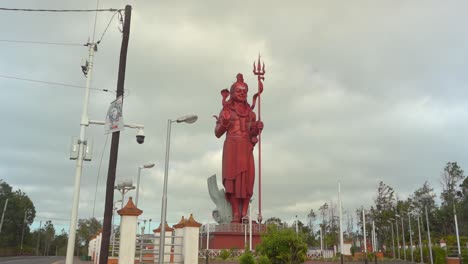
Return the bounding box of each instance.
[0,7,122,12]
[97,11,120,44]
[0,74,112,92]
[0,39,83,46]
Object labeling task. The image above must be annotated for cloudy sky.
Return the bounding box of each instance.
[2,0,468,232]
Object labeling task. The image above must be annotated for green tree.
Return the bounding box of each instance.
[77,217,102,255]
[51,229,68,256]
[41,220,55,256]
[0,180,36,251]
[439,162,465,235]
[256,225,307,264]
[264,217,284,226]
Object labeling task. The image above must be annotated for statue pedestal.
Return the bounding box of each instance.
[201,223,265,250]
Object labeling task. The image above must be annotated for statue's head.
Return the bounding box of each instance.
[230,73,248,102]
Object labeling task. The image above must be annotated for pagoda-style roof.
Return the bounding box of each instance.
[153,221,174,232]
[173,216,186,229]
[185,214,202,228]
[117,197,143,216]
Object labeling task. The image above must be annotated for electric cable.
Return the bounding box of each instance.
[0,74,112,92]
[0,7,121,12]
[0,39,83,46]
[92,133,110,218]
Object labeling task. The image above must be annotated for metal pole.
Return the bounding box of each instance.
[139,226,144,263]
[453,205,461,260]
[390,222,395,258]
[207,223,210,250]
[417,215,423,263]
[295,215,299,235]
[320,227,323,252]
[159,119,172,264]
[372,221,376,252]
[135,167,142,207]
[425,206,433,264]
[402,217,406,260]
[363,209,367,253]
[66,41,95,264]
[0,199,8,233]
[338,181,344,257]
[249,201,252,251]
[409,214,414,262]
[395,219,400,259]
[35,221,42,256]
[20,210,27,254]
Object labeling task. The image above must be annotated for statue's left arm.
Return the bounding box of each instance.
[249,112,263,145]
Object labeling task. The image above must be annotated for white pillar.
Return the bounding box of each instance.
[96,232,102,264]
[173,216,186,263]
[183,214,202,264]
[117,197,143,264]
[154,222,174,263]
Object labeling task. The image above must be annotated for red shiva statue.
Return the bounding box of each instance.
[214,73,263,223]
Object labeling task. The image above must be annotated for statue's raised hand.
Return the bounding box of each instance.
[221,107,231,127]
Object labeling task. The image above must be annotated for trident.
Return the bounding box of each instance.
[252,55,265,223]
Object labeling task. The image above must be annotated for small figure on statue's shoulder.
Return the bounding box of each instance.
[214,73,263,223]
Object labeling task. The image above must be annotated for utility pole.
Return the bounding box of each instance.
[0,199,8,232]
[20,210,28,254]
[99,5,132,264]
[65,37,96,264]
[36,221,42,256]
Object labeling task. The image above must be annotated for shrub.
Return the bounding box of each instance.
[432,246,447,264]
[255,225,307,264]
[256,255,272,264]
[239,250,255,264]
[220,249,231,260]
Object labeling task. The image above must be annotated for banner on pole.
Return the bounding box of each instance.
[105,96,124,134]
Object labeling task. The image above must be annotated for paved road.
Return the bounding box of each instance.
[0,256,91,264]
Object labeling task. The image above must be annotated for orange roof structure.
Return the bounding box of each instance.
[117,197,143,216]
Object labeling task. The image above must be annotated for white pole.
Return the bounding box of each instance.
[295,215,299,235]
[320,227,323,252]
[408,214,413,262]
[372,221,375,252]
[206,223,210,250]
[401,217,406,260]
[417,215,423,263]
[66,42,95,264]
[249,201,252,251]
[453,206,461,258]
[395,218,400,259]
[0,199,9,233]
[338,181,344,255]
[425,206,433,264]
[362,209,367,253]
[158,119,172,264]
[135,167,142,207]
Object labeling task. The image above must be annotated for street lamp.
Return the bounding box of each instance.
[114,180,136,208]
[408,213,414,262]
[395,214,406,260]
[135,163,156,207]
[158,114,198,264]
[387,220,395,259]
[414,214,423,263]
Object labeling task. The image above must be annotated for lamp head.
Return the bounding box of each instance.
[143,163,155,169]
[176,115,198,124]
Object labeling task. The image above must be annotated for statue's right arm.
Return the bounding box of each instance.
[215,110,228,138]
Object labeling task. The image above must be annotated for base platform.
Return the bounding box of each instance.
[200,222,266,250]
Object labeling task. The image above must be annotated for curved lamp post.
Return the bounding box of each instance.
[135,163,156,207]
[158,114,198,264]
